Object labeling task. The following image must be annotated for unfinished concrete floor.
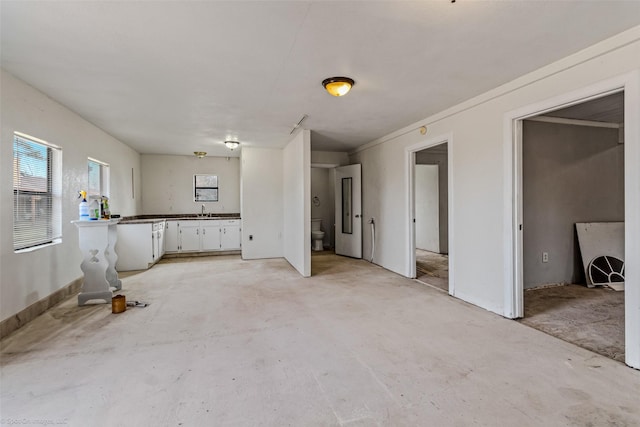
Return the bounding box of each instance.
[2,254,640,426]
[415,249,448,292]
[520,284,625,363]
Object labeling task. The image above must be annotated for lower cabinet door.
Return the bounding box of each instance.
[180,225,201,251]
[201,225,221,250]
[221,226,241,250]
[165,221,179,252]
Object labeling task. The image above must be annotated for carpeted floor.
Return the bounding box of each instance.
[520,284,625,362]
[415,249,449,292]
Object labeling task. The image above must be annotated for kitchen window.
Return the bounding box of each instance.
[88,158,109,197]
[13,132,62,251]
[194,174,218,202]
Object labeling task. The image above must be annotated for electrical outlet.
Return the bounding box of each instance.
[542,252,549,263]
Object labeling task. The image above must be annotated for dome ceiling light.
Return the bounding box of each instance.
[224,141,240,150]
[322,77,355,97]
[194,151,207,158]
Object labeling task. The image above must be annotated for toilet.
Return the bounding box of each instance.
[311,218,325,251]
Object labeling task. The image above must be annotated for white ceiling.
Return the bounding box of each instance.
[2,1,639,157]
[544,92,625,124]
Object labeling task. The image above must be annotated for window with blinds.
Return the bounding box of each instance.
[13,132,62,251]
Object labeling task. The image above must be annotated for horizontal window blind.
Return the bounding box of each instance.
[13,133,62,251]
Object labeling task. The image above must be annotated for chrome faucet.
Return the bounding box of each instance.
[201,204,206,216]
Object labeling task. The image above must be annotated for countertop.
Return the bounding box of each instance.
[118,214,240,225]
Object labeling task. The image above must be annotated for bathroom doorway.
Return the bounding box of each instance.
[310,164,337,252]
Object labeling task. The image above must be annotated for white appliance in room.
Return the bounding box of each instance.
[311,218,325,251]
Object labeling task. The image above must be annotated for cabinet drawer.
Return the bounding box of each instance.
[220,219,240,226]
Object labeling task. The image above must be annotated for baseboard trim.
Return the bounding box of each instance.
[0,277,83,339]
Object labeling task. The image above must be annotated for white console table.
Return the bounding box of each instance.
[72,219,122,306]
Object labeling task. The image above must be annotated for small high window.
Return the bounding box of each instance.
[13,132,62,251]
[194,174,218,202]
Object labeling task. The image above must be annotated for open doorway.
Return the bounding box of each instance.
[407,134,453,294]
[515,92,626,362]
[414,143,449,292]
[311,165,336,253]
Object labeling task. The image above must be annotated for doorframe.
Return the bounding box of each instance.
[406,132,454,296]
[503,70,640,369]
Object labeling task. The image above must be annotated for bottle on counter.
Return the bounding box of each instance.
[101,196,111,219]
[89,198,100,220]
[78,190,89,220]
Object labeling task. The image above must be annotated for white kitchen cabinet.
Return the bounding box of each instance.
[177,220,222,251]
[116,220,166,271]
[165,220,179,252]
[220,219,241,250]
[142,218,240,255]
[202,221,222,250]
[153,221,165,260]
[179,220,201,252]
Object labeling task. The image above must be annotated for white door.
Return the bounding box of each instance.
[335,164,362,258]
[415,164,439,252]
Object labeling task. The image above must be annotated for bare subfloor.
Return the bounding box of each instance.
[416,249,448,292]
[520,284,625,363]
[2,254,640,426]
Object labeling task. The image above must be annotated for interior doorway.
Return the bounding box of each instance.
[407,135,453,294]
[311,164,337,253]
[414,144,449,291]
[513,91,628,363]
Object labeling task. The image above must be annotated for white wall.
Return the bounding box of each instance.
[141,154,240,215]
[283,130,311,276]
[415,164,439,252]
[350,28,640,316]
[311,150,349,166]
[523,121,623,288]
[240,147,283,259]
[0,70,141,322]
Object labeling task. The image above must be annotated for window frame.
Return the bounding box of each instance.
[193,174,219,202]
[87,157,110,198]
[13,132,62,252]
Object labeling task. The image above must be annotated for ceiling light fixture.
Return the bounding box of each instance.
[194,151,207,158]
[224,141,240,150]
[322,77,355,97]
